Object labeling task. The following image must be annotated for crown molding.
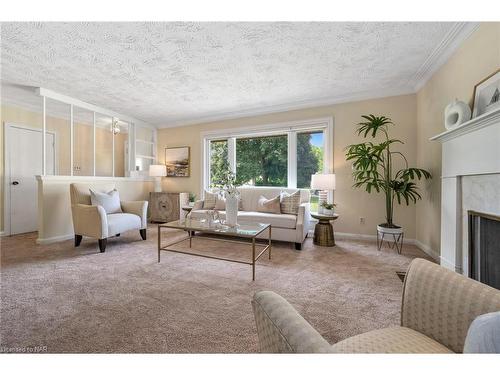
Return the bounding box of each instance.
[409,22,480,92]
[2,22,481,130]
[157,22,480,129]
[156,86,414,128]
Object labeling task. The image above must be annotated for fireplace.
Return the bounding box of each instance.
[468,210,500,289]
[431,109,500,274]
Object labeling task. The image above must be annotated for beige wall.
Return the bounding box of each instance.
[2,23,497,246]
[158,94,419,238]
[1,104,128,232]
[36,176,153,242]
[415,23,500,254]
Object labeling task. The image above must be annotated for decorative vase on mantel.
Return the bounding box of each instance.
[444,99,471,130]
[225,193,239,227]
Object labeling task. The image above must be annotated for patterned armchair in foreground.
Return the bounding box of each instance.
[252,258,500,353]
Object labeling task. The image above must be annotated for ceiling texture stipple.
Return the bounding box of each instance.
[0,22,478,128]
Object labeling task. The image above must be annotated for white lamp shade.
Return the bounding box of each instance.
[149,164,167,177]
[311,173,336,190]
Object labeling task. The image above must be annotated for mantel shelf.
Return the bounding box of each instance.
[430,107,500,143]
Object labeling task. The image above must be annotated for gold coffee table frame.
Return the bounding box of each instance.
[158,219,272,281]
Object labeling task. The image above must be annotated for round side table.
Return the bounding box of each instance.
[311,212,339,247]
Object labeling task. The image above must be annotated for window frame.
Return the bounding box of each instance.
[201,117,333,192]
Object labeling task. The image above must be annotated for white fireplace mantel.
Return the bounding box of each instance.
[431,108,500,273]
[431,108,500,143]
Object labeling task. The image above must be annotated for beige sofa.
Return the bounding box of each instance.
[188,186,310,250]
[252,258,500,353]
[70,183,148,252]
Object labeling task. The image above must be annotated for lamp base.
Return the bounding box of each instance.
[318,190,328,214]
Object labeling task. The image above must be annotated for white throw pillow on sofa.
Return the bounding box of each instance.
[280,190,301,215]
[203,190,218,209]
[257,195,281,214]
[214,196,226,210]
[90,189,122,214]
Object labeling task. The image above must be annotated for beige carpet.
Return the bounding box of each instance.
[0,225,432,353]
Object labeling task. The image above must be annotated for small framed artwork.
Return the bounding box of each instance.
[472,69,500,118]
[165,146,190,177]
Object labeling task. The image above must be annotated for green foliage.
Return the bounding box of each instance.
[209,140,230,187]
[297,132,323,188]
[235,136,288,186]
[209,133,323,189]
[213,169,239,197]
[345,115,432,227]
[320,201,336,210]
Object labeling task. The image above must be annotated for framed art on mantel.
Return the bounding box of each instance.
[165,146,190,177]
[472,69,500,118]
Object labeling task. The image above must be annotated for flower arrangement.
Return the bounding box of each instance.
[215,169,240,227]
[217,170,240,198]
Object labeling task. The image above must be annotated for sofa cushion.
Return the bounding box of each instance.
[331,326,453,354]
[257,195,281,214]
[107,213,141,236]
[70,183,116,206]
[214,196,226,210]
[203,190,218,209]
[189,210,297,229]
[90,189,122,214]
[280,190,301,215]
[237,211,297,229]
[464,311,500,353]
[238,187,310,212]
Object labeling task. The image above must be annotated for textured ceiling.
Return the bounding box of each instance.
[0,22,471,127]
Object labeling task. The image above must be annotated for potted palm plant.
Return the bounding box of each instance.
[346,115,432,233]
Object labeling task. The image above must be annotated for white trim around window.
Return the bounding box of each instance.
[200,117,334,192]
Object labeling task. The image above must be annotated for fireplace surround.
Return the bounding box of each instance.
[431,108,500,275]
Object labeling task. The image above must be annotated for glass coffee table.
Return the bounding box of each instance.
[158,219,272,281]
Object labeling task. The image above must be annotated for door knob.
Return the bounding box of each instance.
[12,181,19,185]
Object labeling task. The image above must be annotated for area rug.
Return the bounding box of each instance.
[0,226,432,353]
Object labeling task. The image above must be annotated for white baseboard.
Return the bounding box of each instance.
[313,230,440,262]
[335,231,379,241]
[0,231,5,237]
[413,239,440,261]
[36,234,74,245]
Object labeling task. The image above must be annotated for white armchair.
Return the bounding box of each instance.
[70,183,148,252]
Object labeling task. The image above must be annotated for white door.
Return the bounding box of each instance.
[8,126,55,235]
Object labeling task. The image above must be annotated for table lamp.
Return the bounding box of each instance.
[149,164,167,192]
[311,173,336,213]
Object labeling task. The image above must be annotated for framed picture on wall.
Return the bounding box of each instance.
[165,146,190,177]
[472,69,500,118]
